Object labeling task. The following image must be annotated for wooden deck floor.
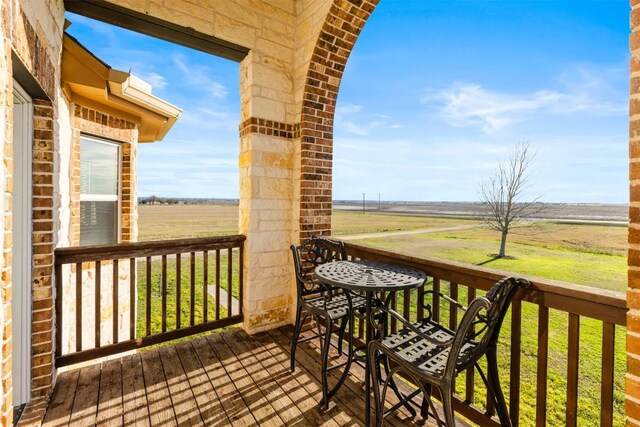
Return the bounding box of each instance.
[42,326,445,426]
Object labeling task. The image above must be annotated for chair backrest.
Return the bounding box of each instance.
[290,237,347,297]
[446,277,530,375]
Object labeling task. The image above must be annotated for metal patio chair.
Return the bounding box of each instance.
[368,276,530,426]
[290,237,366,409]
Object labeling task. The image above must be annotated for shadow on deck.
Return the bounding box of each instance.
[41,326,460,426]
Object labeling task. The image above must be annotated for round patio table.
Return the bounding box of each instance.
[315,259,427,425]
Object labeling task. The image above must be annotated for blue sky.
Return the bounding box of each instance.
[66,0,629,203]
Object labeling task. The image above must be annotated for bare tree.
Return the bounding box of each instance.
[478,141,542,258]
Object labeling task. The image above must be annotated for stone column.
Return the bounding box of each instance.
[239,52,297,334]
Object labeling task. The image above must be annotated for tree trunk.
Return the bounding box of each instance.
[499,231,508,257]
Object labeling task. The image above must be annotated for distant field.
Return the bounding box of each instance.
[138,204,479,240]
[138,204,239,241]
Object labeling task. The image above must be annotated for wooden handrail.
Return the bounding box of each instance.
[344,241,627,325]
[55,235,246,263]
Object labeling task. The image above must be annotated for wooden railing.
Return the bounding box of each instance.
[342,241,627,427]
[54,235,245,367]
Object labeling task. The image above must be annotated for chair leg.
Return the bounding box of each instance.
[320,317,334,409]
[380,353,417,417]
[486,347,512,427]
[421,383,431,419]
[290,304,303,373]
[337,315,347,356]
[369,344,384,427]
[439,385,456,427]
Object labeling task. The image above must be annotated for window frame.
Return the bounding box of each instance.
[79,134,123,246]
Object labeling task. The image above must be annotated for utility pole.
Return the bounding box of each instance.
[378,193,381,211]
[362,193,366,214]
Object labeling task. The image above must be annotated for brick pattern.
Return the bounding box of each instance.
[9,9,57,100]
[239,117,300,139]
[70,105,137,246]
[31,100,54,401]
[630,2,640,422]
[2,1,59,423]
[298,0,379,241]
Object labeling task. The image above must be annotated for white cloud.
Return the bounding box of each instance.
[137,72,167,91]
[335,104,396,136]
[422,65,627,134]
[172,54,228,98]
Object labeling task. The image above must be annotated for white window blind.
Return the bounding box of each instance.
[79,136,120,246]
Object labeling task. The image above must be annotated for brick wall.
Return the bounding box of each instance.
[298,0,379,240]
[629,0,640,423]
[1,0,63,423]
[30,100,54,401]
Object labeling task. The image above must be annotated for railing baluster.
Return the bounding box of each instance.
[510,299,522,427]
[203,250,209,323]
[161,255,167,333]
[449,282,458,394]
[190,252,196,326]
[227,248,233,316]
[55,262,63,359]
[145,257,151,337]
[449,282,458,331]
[403,288,411,322]
[417,282,425,320]
[215,249,220,320]
[112,259,119,344]
[536,305,549,426]
[95,261,101,348]
[566,313,580,427]
[433,277,440,322]
[465,286,476,404]
[76,262,83,352]
[239,244,244,315]
[129,258,135,340]
[176,253,181,329]
[601,322,615,427]
[390,291,398,333]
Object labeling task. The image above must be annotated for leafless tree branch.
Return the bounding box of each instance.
[477,141,544,257]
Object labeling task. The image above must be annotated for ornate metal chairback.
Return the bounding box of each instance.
[448,277,530,375]
[290,237,347,297]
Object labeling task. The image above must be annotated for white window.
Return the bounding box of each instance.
[80,135,120,246]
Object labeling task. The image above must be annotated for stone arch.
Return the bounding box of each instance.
[298,0,379,241]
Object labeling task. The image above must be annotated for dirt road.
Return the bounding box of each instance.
[335,224,478,240]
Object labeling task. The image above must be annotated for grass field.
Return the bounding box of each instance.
[138,204,628,425]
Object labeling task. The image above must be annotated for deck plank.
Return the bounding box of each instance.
[44,327,451,427]
[273,327,422,426]
[251,332,346,427]
[122,353,151,426]
[96,359,124,426]
[140,349,178,426]
[42,369,80,427]
[174,340,230,425]
[221,329,311,426]
[68,363,101,426]
[205,332,285,427]
[191,336,257,426]
[157,344,205,426]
